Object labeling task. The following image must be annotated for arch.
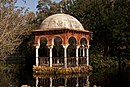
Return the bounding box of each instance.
[68,37,77,45]
[80,37,87,46]
[36,36,48,46]
[40,37,47,46]
[79,37,88,57]
[52,36,64,57]
[67,37,77,57]
[52,35,63,45]
[39,37,49,57]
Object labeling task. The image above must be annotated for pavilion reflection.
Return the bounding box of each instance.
[34,73,90,87]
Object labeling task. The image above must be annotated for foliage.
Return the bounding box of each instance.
[0,0,36,59]
[90,53,118,69]
[84,0,130,58]
[36,0,60,25]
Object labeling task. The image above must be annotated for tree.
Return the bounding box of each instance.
[36,0,60,25]
[0,0,36,59]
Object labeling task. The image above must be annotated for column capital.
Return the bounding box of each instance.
[86,45,90,49]
[63,44,69,48]
[76,45,80,49]
[36,45,40,49]
[63,44,68,68]
[81,44,85,47]
[47,44,53,49]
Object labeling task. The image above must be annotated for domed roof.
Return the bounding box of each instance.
[40,13,85,31]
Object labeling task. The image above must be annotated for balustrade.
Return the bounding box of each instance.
[39,57,87,67]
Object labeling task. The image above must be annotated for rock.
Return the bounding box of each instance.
[93,85,97,87]
[21,85,29,87]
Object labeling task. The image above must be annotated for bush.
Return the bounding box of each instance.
[90,54,118,69]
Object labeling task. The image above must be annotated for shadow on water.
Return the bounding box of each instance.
[90,61,130,87]
[0,63,34,87]
[0,59,130,87]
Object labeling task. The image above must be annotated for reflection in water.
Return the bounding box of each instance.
[76,77,79,87]
[65,78,67,87]
[50,77,52,87]
[0,64,24,87]
[34,74,90,87]
[1,63,130,87]
[86,76,90,87]
[36,77,38,87]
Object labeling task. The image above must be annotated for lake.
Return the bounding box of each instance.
[0,63,130,87]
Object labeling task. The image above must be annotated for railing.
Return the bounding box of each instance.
[52,57,64,66]
[79,57,87,66]
[39,57,49,66]
[39,57,64,66]
[67,57,76,67]
[39,57,87,67]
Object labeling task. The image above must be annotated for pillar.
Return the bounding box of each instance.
[36,46,40,66]
[65,78,67,87]
[63,44,69,68]
[50,77,52,87]
[80,47,82,57]
[36,77,38,87]
[48,45,53,67]
[86,75,90,87]
[86,46,89,66]
[83,45,85,57]
[76,77,79,87]
[57,59,59,64]
[76,45,80,66]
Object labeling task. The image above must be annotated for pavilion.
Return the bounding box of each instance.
[32,13,91,69]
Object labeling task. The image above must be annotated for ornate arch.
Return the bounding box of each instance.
[52,35,63,45]
[80,37,87,46]
[68,36,77,45]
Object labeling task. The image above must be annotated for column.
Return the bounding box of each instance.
[36,46,40,66]
[36,77,39,87]
[50,77,52,87]
[76,77,79,87]
[80,47,82,57]
[48,45,53,67]
[76,45,80,66]
[65,78,67,87]
[63,44,69,68]
[86,46,89,66]
[83,45,85,57]
[86,75,90,87]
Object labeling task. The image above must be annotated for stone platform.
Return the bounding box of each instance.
[33,65,93,74]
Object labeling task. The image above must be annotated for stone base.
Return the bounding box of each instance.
[33,73,91,78]
[33,65,93,74]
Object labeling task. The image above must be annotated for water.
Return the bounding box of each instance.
[0,63,130,87]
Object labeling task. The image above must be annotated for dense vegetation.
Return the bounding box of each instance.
[0,0,36,59]
[0,0,130,68]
